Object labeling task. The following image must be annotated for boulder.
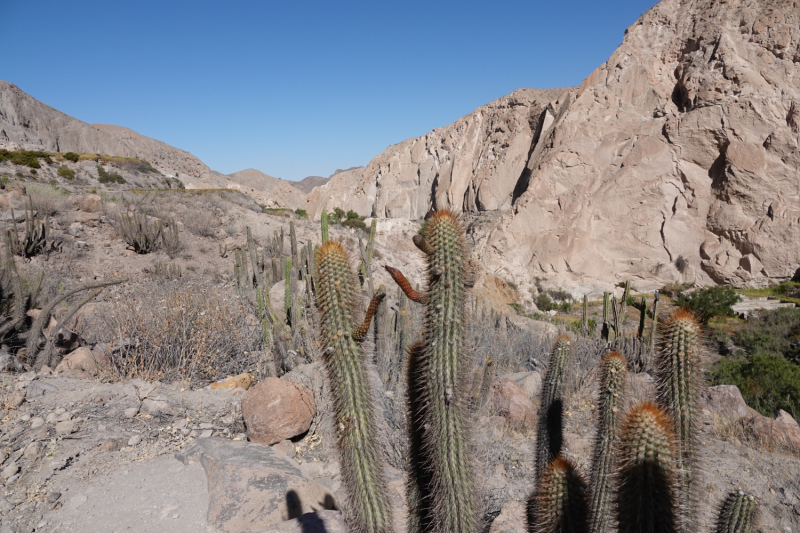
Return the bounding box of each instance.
[242,378,315,445]
[55,347,107,376]
[497,371,542,400]
[176,438,336,533]
[492,380,536,428]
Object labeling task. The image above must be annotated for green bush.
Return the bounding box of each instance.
[345,209,360,220]
[97,165,126,184]
[673,285,741,322]
[536,292,556,312]
[331,207,345,222]
[294,208,308,219]
[63,152,80,162]
[57,165,75,180]
[0,149,52,168]
[732,307,800,361]
[711,353,800,420]
[341,218,366,231]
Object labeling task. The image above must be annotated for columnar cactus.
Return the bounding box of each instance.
[616,402,677,533]
[536,335,572,478]
[589,351,627,533]
[417,211,476,533]
[315,241,393,533]
[406,341,432,533]
[714,491,757,533]
[527,456,589,533]
[656,310,702,531]
[321,209,329,243]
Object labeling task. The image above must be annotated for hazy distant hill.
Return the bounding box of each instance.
[290,175,330,194]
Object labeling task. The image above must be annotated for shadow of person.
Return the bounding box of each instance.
[285,490,338,533]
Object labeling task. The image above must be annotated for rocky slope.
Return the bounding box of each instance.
[0,81,212,180]
[307,0,800,296]
[290,175,330,195]
[185,168,306,209]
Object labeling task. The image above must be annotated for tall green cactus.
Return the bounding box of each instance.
[714,491,757,533]
[321,209,329,243]
[402,210,476,533]
[637,296,647,339]
[656,309,702,532]
[284,257,293,326]
[290,220,298,264]
[315,241,393,533]
[406,341,432,533]
[527,456,588,533]
[536,335,572,478]
[616,402,677,533]
[589,351,627,533]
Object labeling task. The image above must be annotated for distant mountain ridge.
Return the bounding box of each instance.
[0,81,212,179]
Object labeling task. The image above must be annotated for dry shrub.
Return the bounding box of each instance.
[103,280,262,383]
[181,206,219,238]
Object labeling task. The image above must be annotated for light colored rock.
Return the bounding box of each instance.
[141,397,179,416]
[242,378,315,445]
[492,380,536,428]
[54,347,106,376]
[128,435,142,446]
[55,420,76,435]
[30,417,44,429]
[1,463,19,479]
[498,371,542,400]
[489,500,526,533]
[260,510,347,533]
[123,406,139,419]
[176,438,336,533]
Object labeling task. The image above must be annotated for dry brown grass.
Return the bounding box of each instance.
[102,279,263,384]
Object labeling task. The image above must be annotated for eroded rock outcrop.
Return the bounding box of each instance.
[309,0,800,293]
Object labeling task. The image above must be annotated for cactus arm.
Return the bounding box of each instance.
[412,234,434,255]
[384,265,429,304]
[321,209,329,243]
[352,293,386,342]
[714,491,757,533]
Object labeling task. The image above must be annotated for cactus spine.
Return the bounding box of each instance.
[589,351,627,533]
[714,491,757,533]
[315,241,393,533]
[321,209,329,243]
[536,335,572,478]
[616,402,677,533]
[656,310,702,531]
[527,456,589,533]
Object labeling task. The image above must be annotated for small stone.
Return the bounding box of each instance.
[128,435,142,446]
[55,420,76,435]
[5,474,19,485]
[233,433,247,441]
[47,492,61,504]
[123,407,139,419]
[8,394,24,408]
[199,430,213,439]
[45,413,58,424]
[1,463,19,479]
[30,417,45,429]
[0,451,7,464]
[173,419,188,430]
[188,430,198,438]
[199,423,214,429]
[57,412,72,422]
[38,365,53,376]
[22,442,40,461]
[19,414,31,422]
[0,496,13,512]
[55,407,65,415]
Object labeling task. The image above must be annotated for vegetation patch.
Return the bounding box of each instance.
[57,165,75,180]
[0,149,53,168]
[737,281,800,306]
[97,165,126,184]
[673,285,741,322]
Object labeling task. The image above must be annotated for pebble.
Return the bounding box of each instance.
[8,394,24,408]
[55,407,65,415]
[199,422,214,429]
[173,419,188,430]
[46,491,61,504]
[45,413,59,424]
[188,430,198,438]
[55,420,76,435]
[128,435,142,446]
[19,414,30,422]
[0,496,13,512]
[123,407,139,419]
[22,442,40,460]
[30,417,45,429]
[57,412,72,422]
[199,429,213,439]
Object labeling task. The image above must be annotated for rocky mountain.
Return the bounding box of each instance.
[0,81,212,180]
[290,175,330,194]
[185,168,306,209]
[307,0,800,294]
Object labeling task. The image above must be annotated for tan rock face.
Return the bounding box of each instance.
[241,378,316,445]
[306,88,569,220]
[492,380,536,428]
[311,0,800,293]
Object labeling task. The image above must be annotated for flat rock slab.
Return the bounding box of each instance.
[43,455,212,533]
[176,437,337,533]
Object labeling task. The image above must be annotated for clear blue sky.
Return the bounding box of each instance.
[1,0,656,181]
